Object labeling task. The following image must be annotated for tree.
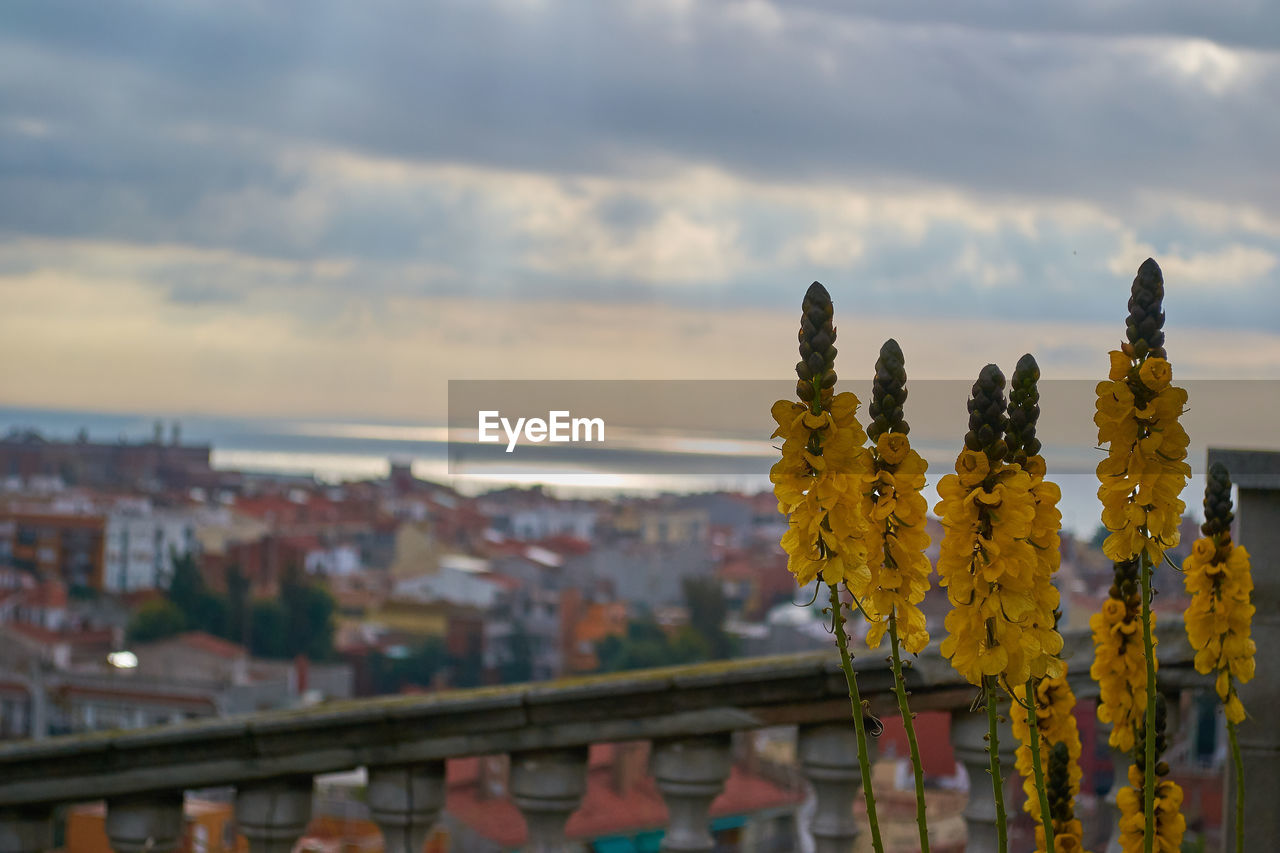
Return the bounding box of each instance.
[167,553,204,616]
[280,567,336,661]
[595,619,709,673]
[226,564,250,648]
[164,552,227,636]
[127,599,186,643]
[682,576,734,659]
[250,600,289,659]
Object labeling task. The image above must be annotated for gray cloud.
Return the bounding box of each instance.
[0,0,1277,336]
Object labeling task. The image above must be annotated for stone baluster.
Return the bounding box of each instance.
[235,777,314,853]
[797,723,870,853]
[650,735,732,853]
[509,748,589,853]
[105,793,186,853]
[950,702,1015,852]
[368,762,446,853]
[0,807,53,853]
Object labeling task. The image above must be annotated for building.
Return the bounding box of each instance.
[103,502,201,592]
[0,428,214,491]
[0,509,106,589]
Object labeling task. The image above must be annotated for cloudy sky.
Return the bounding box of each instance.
[1,0,1278,423]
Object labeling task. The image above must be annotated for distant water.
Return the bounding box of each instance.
[0,404,1187,537]
[0,405,775,498]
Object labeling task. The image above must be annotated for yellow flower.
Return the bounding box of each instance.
[1138,357,1172,392]
[771,390,873,589]
[1090,559,1157,752]
[1094,352,1189,568]
[875,432,911,466]
[956,449,989,487]
[1183,536,1255,723]
[1117,765,1185,853]
[1109,350,1134,381]
[864,433,932,654]
[1011,668,1087,852]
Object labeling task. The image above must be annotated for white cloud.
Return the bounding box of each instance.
[1108,234,1277,288]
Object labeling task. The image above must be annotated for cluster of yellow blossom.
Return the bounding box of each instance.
[1023,453,1066,680]
[862,431,931,653]
[1090,558,1154,752]
[1012,668,1087,853]
[1094,352,1191,565]
[1182,467,1256,724]
[771,393,873,588]
[936,448,1063,685]
[1117,764,1185,853]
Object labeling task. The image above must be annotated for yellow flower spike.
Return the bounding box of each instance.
[1182,463,1254,853]
[771,282,886,853]
[1094,258,1187,853]
[1116,696,1184,853]
[1012,671,1091,853]
[865,339,934,853]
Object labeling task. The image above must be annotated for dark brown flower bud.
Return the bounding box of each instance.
[1007,353,1042,466]
[796,282,838,406]
[1126,258,1166,359]
[1201,462,1235,542]
[964,364,1008,465]
[868,338,910,442]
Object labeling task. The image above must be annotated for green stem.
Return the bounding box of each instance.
[1228,719,1244,853]
[889,610,930,853]
[985,675,1008,853]
[829,583,885,853]
[1139,551,1157,853]
[1024,678,1055,852]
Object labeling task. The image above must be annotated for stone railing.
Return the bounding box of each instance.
[0,624,1198,853]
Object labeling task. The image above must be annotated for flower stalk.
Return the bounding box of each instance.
[1024,678,1056,852]
[1094,258,1190,851]
[889,610,928,853]
[831,583,884,853]
[936,363,1056,853]
[1138,553,1157,853]
[1182,463,1255,853]
[986,675,1008,853]
[864,338,932,853]
[770,282,882,852]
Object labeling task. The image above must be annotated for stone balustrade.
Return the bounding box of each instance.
[0,623,1199,853]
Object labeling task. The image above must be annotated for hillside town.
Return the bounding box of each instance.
[0,424,1228,851]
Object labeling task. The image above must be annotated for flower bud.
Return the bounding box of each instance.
[868,338,910,441]
[1200,462,1235,541]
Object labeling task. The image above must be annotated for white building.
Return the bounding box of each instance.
[103,502,200,592]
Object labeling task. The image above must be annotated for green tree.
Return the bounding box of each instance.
[595,619,708,673]
[250,600,289,659]
[127,599,186,643]
[280,567,336,660]
[164,552,227,636]
[226,564,250,648]
[167,553,203,613]
[682,576,734,659]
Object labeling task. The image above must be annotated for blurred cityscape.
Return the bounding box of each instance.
[0,420,1229,852]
